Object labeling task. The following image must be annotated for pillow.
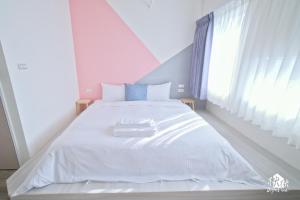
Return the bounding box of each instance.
[125,84,147,101]
[101,83,125,101]
[147,82,171,101]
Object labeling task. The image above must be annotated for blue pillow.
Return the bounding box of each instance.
[125,84,147,101]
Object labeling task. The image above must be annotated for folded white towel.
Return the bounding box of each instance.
[113,118,157,137]
[116,119,156,128]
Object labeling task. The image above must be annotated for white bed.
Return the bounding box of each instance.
[7,100,265,198]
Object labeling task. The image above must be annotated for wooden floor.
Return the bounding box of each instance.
[0,170,14,200]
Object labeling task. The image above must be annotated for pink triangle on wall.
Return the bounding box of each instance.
[69,0,160,99]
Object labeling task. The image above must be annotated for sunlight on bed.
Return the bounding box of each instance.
[202,185,211,191]
[127,115,208,148]
[157,112,194,125]
[164,122,205,145]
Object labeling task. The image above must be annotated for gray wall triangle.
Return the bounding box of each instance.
[137,45,193,99]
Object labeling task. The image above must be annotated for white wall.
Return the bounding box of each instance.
[0,0,78,156]
[202,0,230,15]
[106,0,230,64]
[106,0,203,63]
[206,102,300,171]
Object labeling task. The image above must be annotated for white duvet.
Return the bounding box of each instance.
[7,100,265,197]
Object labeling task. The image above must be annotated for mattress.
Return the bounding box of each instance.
[7,100,265,197]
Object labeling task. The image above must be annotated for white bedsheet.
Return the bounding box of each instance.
[7,100,265,197]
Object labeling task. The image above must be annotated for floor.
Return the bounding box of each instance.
[198,111,300,188]
[2,111,300,200]
[0,170,14,200]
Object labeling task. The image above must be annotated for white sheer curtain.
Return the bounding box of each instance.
[207,0,300,148]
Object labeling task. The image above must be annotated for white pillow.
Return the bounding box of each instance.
[101,83,125,101]
[147,82,171,101]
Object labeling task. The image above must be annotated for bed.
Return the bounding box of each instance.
[7,100,266,198]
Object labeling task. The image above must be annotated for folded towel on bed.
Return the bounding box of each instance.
[113,119,157,137]
[116,119,156,128]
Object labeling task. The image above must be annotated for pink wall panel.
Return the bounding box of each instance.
[69,0,160,99]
